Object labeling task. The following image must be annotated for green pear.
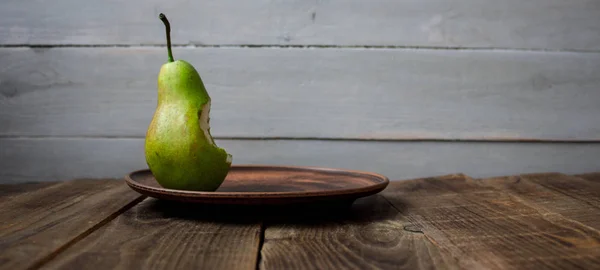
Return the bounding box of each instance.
[145,13,232,191]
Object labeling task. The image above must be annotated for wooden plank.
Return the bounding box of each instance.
[1,0,599,50]
[481,173,600,231]
[2,48,600,141]
[260,195,458,269]
[42,198,261,270]
[521,173,600,208]
[1,138,600,184]
[0,181,58,200]
[383,175,600,269]
[575,172,600,183]
[0,179,144,270]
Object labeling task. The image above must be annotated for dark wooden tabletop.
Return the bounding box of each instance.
[1,172,599,270]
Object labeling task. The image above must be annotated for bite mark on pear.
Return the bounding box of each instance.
[198,101,214,146]
[198,101,233,164]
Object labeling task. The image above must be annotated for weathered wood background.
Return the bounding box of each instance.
[1,0,599,183]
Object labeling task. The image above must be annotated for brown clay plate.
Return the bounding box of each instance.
[125,165,389,205]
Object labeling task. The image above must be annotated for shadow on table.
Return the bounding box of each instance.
[142,194,396,225]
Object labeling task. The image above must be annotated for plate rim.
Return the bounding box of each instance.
[125,164,390,199]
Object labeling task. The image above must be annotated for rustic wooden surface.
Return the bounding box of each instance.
[1,0,599,50]
[260,195,455,269]
[1,172,599,270]
[0,180,144,270]
[2,138,600,184]
[0,182,57,201]
[2,48,600,140]
[383,174,600,269]
[484,174,600,230]
[42,200,262,270]
[577,173,600,183]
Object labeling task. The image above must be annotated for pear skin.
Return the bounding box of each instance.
[145,14,232,191]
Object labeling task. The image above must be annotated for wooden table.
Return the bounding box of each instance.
[2,172,599,270]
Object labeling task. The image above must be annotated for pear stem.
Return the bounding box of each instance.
[159,13,174,62]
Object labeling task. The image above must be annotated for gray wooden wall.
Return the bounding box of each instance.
[1,0,599,183]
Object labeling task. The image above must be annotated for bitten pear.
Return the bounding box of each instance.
[145,13,232,191]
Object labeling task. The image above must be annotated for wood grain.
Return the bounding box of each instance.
[43,198,262,270]
[481,173,600,231]
[383,174,600,269]
[519,173,600,209]
[1,0,599,50]
[260,194,458,269]
[2,138,600,184]
[1,48,600,141]
[0,181,58,200]
[3,172,600,269]
[575,172,600,183]
[0,179,144,270]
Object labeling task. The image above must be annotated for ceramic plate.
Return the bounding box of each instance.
[125,165,389,205]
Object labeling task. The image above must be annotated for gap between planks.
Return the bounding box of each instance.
[2,136,600,144]
[255,222,266,270]
[2,44,600,53]
[27,195,147,270]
